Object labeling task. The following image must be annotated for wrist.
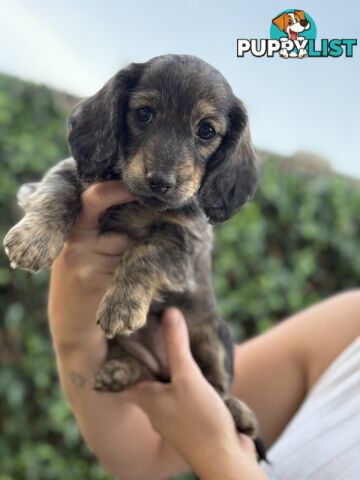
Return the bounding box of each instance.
[188,433,266,480]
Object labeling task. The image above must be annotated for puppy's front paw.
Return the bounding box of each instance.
[3,215,66,272]
[96,287,148,338]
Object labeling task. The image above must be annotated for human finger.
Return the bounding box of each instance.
[162,308,201,379]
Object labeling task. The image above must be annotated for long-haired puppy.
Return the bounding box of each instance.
[4,54,265,458]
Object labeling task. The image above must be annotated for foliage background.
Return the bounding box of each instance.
[0,73,359,480]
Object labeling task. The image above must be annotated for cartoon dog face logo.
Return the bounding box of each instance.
[272,10,311,58]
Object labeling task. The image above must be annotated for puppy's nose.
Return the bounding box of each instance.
[148,174,175,194]
[300,19,308,27]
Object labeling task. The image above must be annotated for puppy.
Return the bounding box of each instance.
[272,10,310,58]
[4,54,265,458]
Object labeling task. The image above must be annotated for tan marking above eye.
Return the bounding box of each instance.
[196,106,219,118]
[192,100,226,133]
[129,90,159,110]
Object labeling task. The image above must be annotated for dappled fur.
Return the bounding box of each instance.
[4,54,265,457]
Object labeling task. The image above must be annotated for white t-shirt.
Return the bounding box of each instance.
[261,336,360,479]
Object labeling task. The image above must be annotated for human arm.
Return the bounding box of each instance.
[232,290,360,447]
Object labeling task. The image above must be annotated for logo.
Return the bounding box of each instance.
[271,10,315,58]
[237,9,357,59]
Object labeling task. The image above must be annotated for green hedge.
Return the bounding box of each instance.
[214,158,360,339]
[0,74,359,480]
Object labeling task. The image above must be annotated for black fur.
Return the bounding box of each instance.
[68,62,145,181]
[199,101,259,223]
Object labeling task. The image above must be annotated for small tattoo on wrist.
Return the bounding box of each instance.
[69,371,86,389]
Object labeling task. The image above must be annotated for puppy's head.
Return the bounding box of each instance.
[68,54,258,223]
[272,11,309,38]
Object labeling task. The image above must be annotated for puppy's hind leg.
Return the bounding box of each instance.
[4,158,81,272]
[224,396,268,461]
[190,321,267,460]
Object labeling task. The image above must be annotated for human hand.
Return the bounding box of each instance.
[121,308,266,479]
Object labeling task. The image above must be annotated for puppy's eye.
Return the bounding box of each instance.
[197,122,216,140]
[288,18,293,25]
[136,107,153,124]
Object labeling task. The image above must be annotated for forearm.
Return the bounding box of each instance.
[54,337,189,480]
[232,291,360,449]
[188,437,267,480]
[54,341,165,479]
[48,254,166,479]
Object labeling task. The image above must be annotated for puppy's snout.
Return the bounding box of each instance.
[300,19,308,27]
[147,173,175,194]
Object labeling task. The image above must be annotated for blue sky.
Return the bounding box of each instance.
[1,0,359,177]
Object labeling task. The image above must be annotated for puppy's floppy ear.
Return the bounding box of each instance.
[199,99,258,224]
[68,62,145,181]
[272,13,287,32]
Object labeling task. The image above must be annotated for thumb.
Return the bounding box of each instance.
[162,308,200,379]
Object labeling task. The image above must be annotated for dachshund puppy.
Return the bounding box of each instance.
[4,54,264,457]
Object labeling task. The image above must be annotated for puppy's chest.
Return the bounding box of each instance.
[99,201,211,245]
